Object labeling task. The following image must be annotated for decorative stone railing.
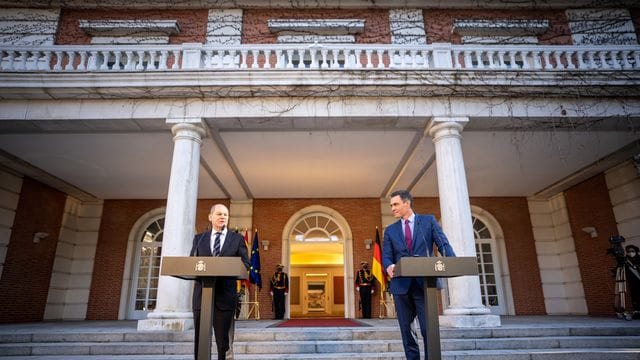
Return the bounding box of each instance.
[1,42,638,72]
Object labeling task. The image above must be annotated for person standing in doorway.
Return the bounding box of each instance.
[382,190,456,360]
[625,244,640,319]
[270,264,289,319]
[355,260,374,318]
[190,204,250,360]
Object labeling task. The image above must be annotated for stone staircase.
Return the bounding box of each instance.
[1,318,640,359]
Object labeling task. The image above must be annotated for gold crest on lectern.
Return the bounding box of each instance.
[196,260,206,272]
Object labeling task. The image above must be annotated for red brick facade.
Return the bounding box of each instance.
[424,9,572,45]
[565,174,620,316]
[242,9,391,44]
[56,9,209,45]
[470,197,546,315]
[0,177,66,323]
[54,8,583,47]
[86,199,228,320]
[0,172,628,321]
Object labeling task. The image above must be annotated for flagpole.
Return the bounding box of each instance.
[254,276,260,320]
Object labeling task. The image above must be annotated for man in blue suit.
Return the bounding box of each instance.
[382,190,456,360]
[190,204,250,360]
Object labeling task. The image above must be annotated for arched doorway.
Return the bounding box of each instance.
[281,206,354,318]
[119,208,166,320]
[470,206,514,315]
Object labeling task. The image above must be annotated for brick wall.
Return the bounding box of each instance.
[412,196,544,315]
[53,7,592,46]
[471,197,546,315]
[56,9,208,45]
[242,9,391,44]
[86,199,227,320]
[423,9,572,45]
[0,188,547,321]
[565,174,620,316]
[0,177,66,323]
[253,198,381,318]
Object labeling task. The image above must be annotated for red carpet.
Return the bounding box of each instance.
[274,318,368,327]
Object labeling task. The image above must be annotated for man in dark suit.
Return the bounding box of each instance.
[190,204,250,360]
[382,190,456,360]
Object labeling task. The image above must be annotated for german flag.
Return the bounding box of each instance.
[371,227,387,293]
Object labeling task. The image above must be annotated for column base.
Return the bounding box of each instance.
[439,314,501,328]
[137,311,194,331]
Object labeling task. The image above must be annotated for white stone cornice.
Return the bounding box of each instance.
[453,19,549,36]
[2,70,639,100]
[268,19,365,35]
[79,20,180,37]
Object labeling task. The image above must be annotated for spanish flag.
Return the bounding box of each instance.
[371,227,387,293]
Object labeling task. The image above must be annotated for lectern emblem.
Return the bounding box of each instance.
[434,260,445,272]
[195,260,206,272]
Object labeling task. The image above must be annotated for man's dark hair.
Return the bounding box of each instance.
[390,189,413,208]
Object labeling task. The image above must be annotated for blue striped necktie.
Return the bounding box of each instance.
[212,232,222,256]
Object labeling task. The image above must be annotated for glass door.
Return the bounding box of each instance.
[306,281,327,312]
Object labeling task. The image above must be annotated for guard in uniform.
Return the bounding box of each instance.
[270,264,289,319]
[355,260,375,318]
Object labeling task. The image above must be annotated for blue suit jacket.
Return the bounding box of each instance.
[190,230,250,311]
[382,214,456,295]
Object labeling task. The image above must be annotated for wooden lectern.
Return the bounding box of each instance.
[161,256,248,360]
[394,256,478,360]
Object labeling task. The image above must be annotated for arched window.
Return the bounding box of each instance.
[292,214,343,243]
[133,217,164,313]
[473,216,500,308]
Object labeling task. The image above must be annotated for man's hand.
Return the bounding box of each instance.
[356,286,360,291]
[386,264,395,278]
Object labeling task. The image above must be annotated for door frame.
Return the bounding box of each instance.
[119,207,166,320]
[281,205,354,319]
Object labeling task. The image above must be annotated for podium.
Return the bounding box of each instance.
[394,256,478,360]
[161,256,248,360]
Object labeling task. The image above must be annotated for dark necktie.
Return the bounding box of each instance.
[212,232,222,256]
[404,220,412,252]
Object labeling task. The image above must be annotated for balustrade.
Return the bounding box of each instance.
[0,43,638,72]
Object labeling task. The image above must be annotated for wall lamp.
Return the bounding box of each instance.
[364,238,373,250]
[261,240,270,251]
[581,226,598,238]
[33,232,49,243]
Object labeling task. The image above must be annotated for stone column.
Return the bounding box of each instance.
[427,117,500,327]
[138,117,206,331]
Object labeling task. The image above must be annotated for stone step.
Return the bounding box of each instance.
[1,348,640,360]
[2,326,640,344]
[1,336,639,357]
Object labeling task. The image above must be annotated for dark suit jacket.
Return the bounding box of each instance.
[190,230,250,311]
[382,214,456,295]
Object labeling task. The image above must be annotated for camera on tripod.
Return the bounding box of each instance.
[607,235,627,267]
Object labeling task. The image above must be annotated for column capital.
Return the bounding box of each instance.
[427,116,469,140]
[167,117,206,143]
[166,116,204,125]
